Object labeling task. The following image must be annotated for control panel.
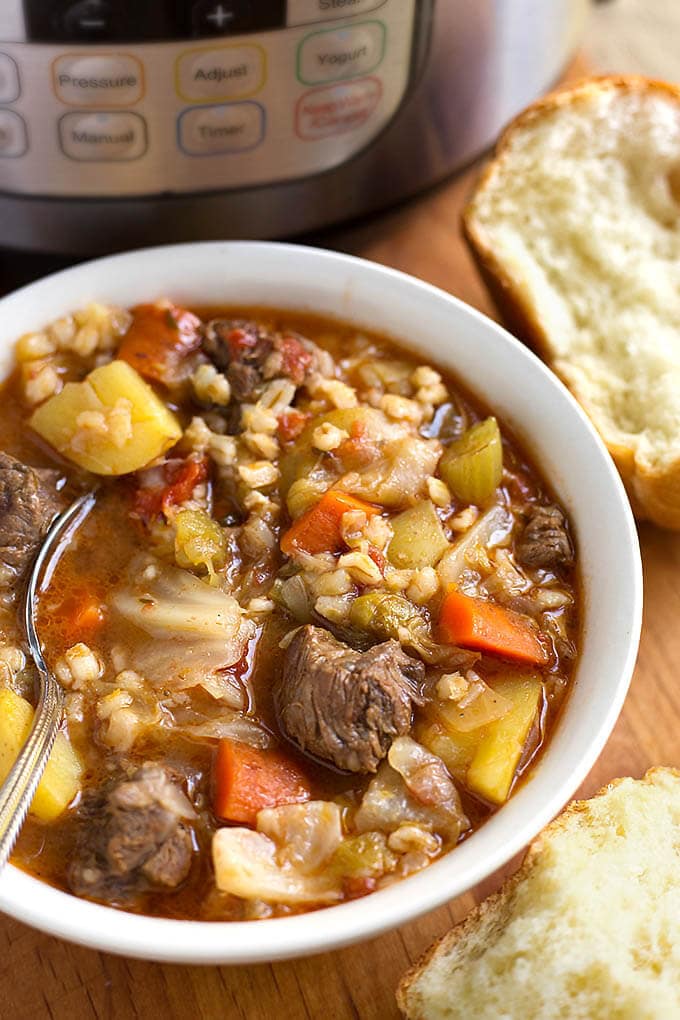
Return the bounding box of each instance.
[0,0,422,197]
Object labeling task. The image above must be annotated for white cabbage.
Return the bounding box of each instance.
[257,801,343,873]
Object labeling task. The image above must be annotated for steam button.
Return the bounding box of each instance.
[0,55,20,104]
[0,110,28,158]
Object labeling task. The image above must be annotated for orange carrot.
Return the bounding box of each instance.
[439,588,548,665]
[281,491,380,556]
[118,303,202,384]
[213,741,311,826]
[58,590,106,646]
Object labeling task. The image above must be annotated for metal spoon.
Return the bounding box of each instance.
[0,492,96,869]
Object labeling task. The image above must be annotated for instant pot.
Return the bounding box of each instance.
[0,1,587,253]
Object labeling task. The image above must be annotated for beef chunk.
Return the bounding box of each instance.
[0,452,63,582]
[516,504,574,570]
[202,319,317,404]
[275,625,424,774]
[69,765,195,903]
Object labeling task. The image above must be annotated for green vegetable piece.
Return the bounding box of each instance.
[440,416,503,506]
[174,508,227,582]
[387,500,450,569]
[331,832,397,879]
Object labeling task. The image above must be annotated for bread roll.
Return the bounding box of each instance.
[397,767,680,1020]
[464,77,680,529]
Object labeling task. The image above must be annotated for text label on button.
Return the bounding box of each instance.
[176,44,266,103]
[177,101,265,156]
[295,76,382,140]
[287,0,387,28]
[59,111,147,161]
[297,21,386,86]
[52,53,144,107]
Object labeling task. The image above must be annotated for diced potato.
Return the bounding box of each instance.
[387,500,450,569]
[0,688,83,821]
[416,719,480,783]
[465,675,542,805]
[29,359,182,475]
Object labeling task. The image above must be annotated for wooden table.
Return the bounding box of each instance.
[3,53,680,1020]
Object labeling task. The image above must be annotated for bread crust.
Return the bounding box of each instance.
[463,76,680,530]
[396,766,680,1019]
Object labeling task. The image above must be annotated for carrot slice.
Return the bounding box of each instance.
[118,303,202,385]
[281,491,380,557]
[439,588,548,665]
[213,741,311,826]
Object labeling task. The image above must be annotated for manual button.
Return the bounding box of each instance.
[297,21,385,85]
[53,54,144,106]
[59,111,147,161]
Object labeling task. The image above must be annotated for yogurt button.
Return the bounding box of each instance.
[0,110,27,157]
[176,45,265,102]
[59,112,147,161]
[287,0,386,27]
[298,22,385,85]
[53,54,144,106]
[178,102,264,155]
[0,54,20,104]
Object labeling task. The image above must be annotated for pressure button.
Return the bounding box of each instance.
[53,54,144,106]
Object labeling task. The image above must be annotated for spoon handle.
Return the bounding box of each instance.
[0,492,95,869]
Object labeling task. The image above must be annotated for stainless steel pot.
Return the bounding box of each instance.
[0,0,588,253]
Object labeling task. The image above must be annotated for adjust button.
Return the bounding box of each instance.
[287,0,386,27]
[59,111,147,161]
[176,44,265,102]
[297,21,385,85]
[53,54,144,106]
[0,110,28,157]
[178,101,264,155]
[0,54,20,104]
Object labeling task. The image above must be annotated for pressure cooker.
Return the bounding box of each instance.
[0,1,588,253]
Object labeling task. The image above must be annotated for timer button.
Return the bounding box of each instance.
[0,110,28,158]
[59,111,147,161]
[178,101,264,155]
[287,0,387,27]
[0,55,20,104]
[53,54,144,107]
[297,21,386,85]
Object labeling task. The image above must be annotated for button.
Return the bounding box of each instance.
[59,111,147,161]
[0,55,20,104]
[297,21,385,85]
[295,76,381,140]
[176,45,265,102]
[0,110,28,157]
[60,0,117,41]
[287,0,386,27]
[53,54,144,107]
[178,102,264,155]
[190,1,285,36]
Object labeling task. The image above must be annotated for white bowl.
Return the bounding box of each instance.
[0,242,642,964]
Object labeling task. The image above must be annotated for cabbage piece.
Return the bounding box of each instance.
[330,831,398,879]
[340,436,441,508]
[437,504,513,592]
[212,806,344,905]
[355,737,468,842]
[256,801,343,873]
[111,558,255,707]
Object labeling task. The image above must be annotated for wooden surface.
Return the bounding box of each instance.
[3,30,680,1020]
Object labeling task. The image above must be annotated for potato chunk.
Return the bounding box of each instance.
[0,688,83,821]
[466,675,542,805]
[29,360,182,475]
[387,500,450,569]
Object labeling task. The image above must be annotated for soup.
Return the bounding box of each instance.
[0,301,578,920]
